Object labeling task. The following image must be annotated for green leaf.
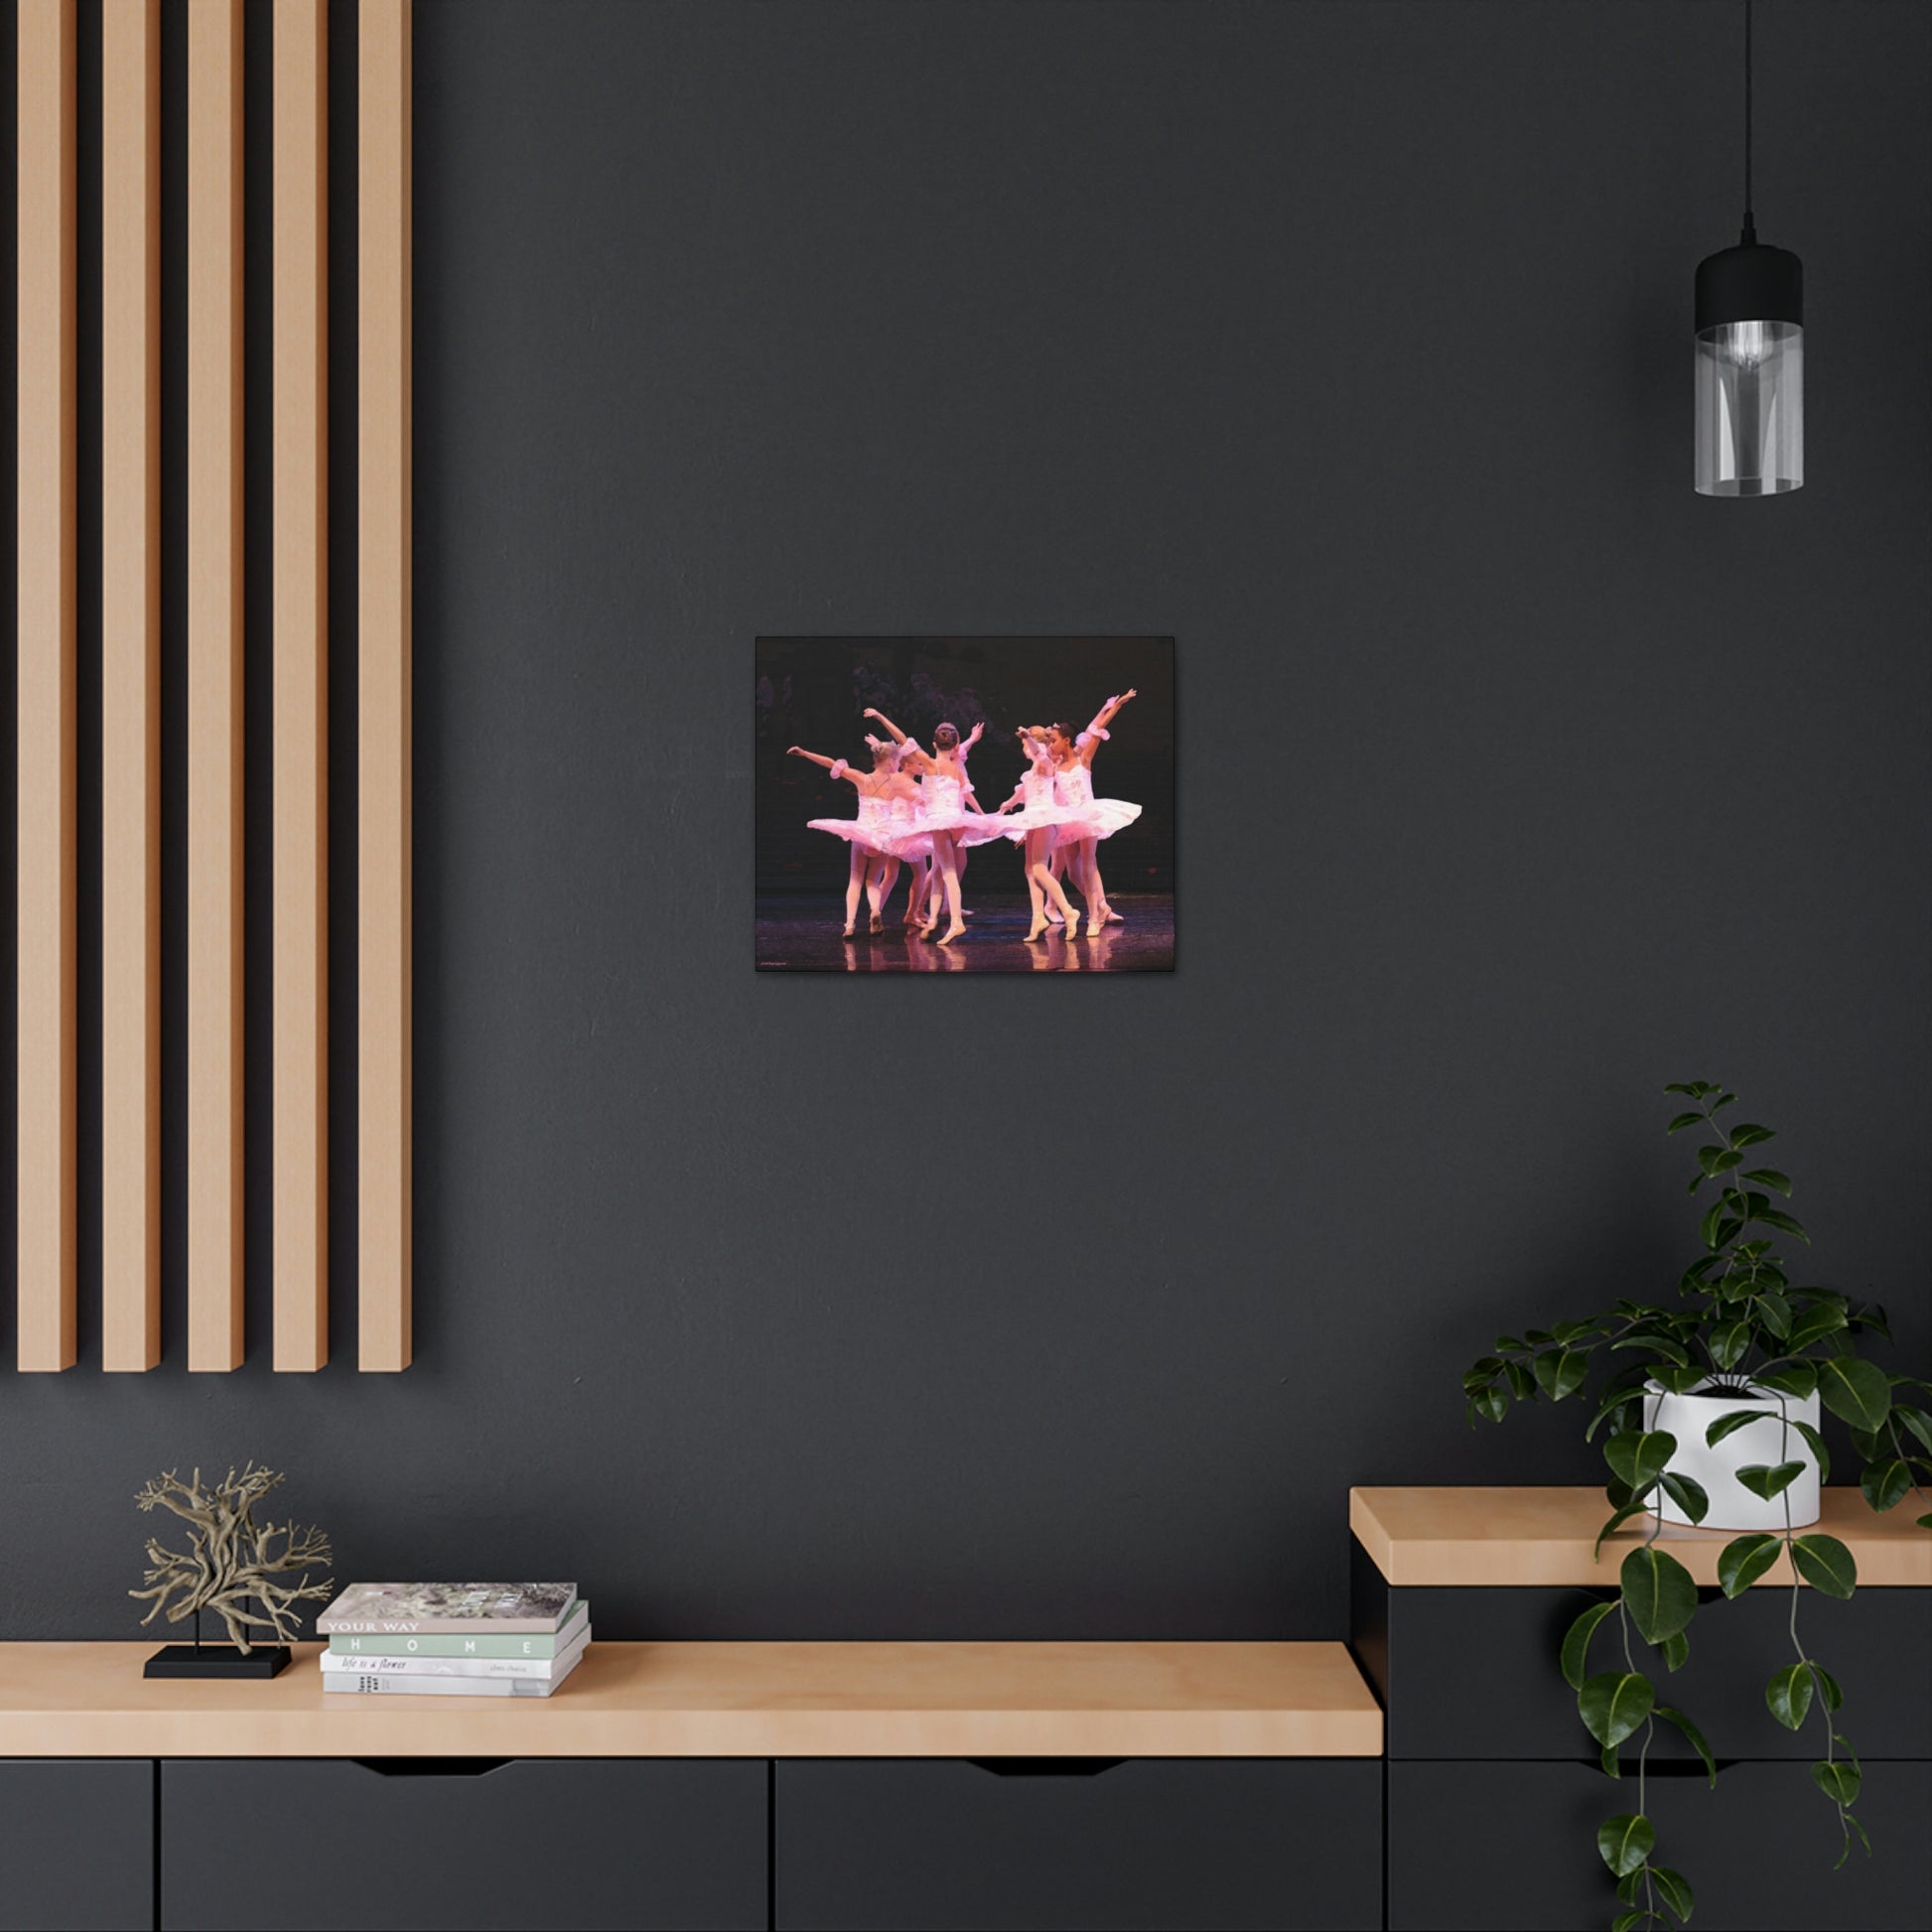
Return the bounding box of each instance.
[1585,1377,1648,1443]
[1791,1533,1858,1599]
[1817,1357,1892,1432]
[1862,1458,1913,1514]
[1708,1319,1749,1371]
[1698,1199,1725,1250]
[1754,1291,1793,1338]
[1734,1460,1806,1501]
[1493,1333,1526,1353]
[1596,1812,1654,1877]
[1741,1167,1793,1194]
[1665,1111,1703,1133]
[1655,1704,1717,1785]
[1662,1082,1706,1096]
[1660,1627,1690,1672]
[1580,1671,1655,1748]
[1726,1122,1775,1147]
[1461,1356,1504,1394]
[1467,1386,1507,1425]
[1718,1533,1783,1596]
[1621,1545,1698,1643]
[1806,1661,1844,1713]
[1594,1502,1651,1559]
[1892,1405,1932,1455]
[1790,1418,1833,1483]
[1785,1302,1849,1350]
[1755,1362,1819,1400]
[1839,1810,1872,1865]
[1611,1913,1644,1932]
[1813,1758,1861,1806]
[1560,1599,1617,1691]
[1649,1864,1696,1924]
[1698,1143,1743,1176]
[1604,1430,1677,1494]
[1706,1409,1769,1448]
[1650,1363,1715,1396]
[1767,1661,1814,1729]
[1532,1348,1587,1402]
[1920,1513,1932,1531]
[1659,1472,1710,1525]
[1757,1207,1810,1242]
[1502,1360,1535,1400]
[1600,1739,1620,1778]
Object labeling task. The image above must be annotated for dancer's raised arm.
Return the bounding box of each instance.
[862,707,908,746]
[787,745,861,783]
[1078,689,1137,763]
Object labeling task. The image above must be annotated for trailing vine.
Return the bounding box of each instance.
[1462,1082,1932,1929]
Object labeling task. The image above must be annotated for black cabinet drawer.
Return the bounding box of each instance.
[1389,1758,1932,1931]
[159,1759,764,1931]
[775,1757,1380,1931]
[1353,1540,1932,1760]
[0,1760,153,1932]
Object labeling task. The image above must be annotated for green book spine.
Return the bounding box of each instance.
[328,1604,589,1659]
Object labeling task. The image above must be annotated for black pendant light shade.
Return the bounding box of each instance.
[1694,3,1803,495]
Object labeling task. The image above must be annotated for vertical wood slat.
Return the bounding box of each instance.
[359,0,412,1370]
[273,0,329,1370]
[100,0,162,1372]
[187,0,245,1370]
[15,0,78,1372]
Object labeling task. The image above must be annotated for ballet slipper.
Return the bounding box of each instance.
[1024,922,1047,942]
[1085,917,1103,938]
[938,922,967,945]
[869,916,886,934]
[842,923,856,937]
[1102,905,1123,923]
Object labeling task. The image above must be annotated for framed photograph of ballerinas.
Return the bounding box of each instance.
[755,636,1174,972]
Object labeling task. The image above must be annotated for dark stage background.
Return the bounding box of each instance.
[1,2,1927,1642]
[755,636,1174,899]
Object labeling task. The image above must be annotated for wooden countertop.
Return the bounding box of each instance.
[1351,1486,1932,1588]
[0,1640,1383,1758]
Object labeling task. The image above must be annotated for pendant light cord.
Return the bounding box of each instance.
[1741,0,1755,241]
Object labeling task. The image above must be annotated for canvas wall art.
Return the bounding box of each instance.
[756,637,1174,972]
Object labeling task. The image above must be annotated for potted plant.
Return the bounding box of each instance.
[1462,1081,1932,1931]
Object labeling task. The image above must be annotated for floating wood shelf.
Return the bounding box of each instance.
[0,1641,1380,1758]
[1351,1485,1932,1588]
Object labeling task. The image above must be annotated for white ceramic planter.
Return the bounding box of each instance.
[1642,1379,1822,1531]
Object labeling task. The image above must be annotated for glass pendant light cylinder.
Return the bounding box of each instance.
[1694,239,1803,495]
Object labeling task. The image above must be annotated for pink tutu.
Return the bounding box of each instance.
[1049,760,1141,844]
[808,794,897,858]
[918,774,1007,848]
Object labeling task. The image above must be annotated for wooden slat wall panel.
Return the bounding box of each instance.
[358,0,412,1370]
[100,0,162,1372]
[273,0,329,1370]
[16,0,78,1373]
[187,0,245,1370]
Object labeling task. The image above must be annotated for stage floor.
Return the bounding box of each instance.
[756,893,1174,972]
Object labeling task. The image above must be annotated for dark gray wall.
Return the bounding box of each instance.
[3,0,1928,1640]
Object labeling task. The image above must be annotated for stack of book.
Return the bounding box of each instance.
[316,1584,591,1698]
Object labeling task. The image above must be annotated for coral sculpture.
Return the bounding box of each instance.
[130,1465,334,1654]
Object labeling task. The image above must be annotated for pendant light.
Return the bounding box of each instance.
[1695,0,1803,496]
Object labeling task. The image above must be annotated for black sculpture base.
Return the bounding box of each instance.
[144,1644,291,1680]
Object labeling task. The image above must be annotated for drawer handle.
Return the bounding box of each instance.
[967,1758,1125,1778]
[1604,1757,1740,1778]
[352,1757,512,1778]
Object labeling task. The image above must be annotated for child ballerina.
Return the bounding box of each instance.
[789,739,924,934]
[1045,689,1142,937]
[992,728,1083,941]
[864,711,996,925]
[870,717,1000,943]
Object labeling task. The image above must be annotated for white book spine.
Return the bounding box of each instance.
[323,1652,583,1699]
[319,1632,590,1681]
